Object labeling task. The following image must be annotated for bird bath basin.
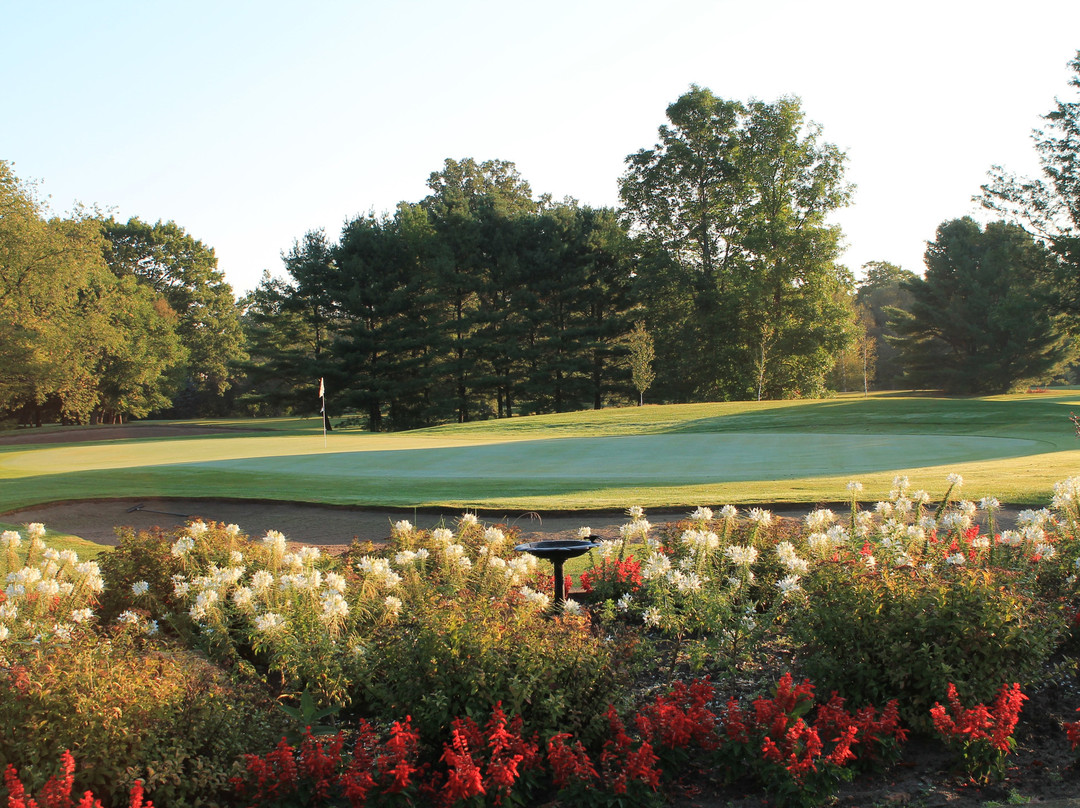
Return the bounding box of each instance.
[514,539,598,604]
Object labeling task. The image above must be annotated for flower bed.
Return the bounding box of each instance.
[3,474,1080,806]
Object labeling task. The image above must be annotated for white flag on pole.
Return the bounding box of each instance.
[319,378,325,412]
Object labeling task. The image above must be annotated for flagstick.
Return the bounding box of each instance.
[319,377,327,449]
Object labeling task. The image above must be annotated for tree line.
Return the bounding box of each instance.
[3,52,1079,428]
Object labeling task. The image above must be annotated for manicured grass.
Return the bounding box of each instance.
[2,391,1080,512]
[0,521,110,559]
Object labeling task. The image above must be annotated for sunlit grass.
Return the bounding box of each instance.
[0,521,111,559]
[2,391,1080,512]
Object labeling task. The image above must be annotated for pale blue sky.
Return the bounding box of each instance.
[4,0,1079,295]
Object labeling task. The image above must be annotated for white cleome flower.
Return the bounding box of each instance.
[847,480,863,493]
[171,536,195,557]
[188,521,209,536]
[642,606,663,627]
[776,574,802,595]
[576,526,593,539]
[945,553,966,565]
[1,530,21,548]
[254,612,286,633]
[724,545,759,566]
[561,599,583,616]
[131,580,149,597]
[117,610,141,624]
[27,523,46,539]
[747,508,773,527]
[689,506,714,522]
[945,473,963,488]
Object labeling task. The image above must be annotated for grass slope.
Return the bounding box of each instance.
[2,392,1079,511]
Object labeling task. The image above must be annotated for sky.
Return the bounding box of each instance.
[3,0,1079,296]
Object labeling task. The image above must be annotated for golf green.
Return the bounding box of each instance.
[179,433,1041,482]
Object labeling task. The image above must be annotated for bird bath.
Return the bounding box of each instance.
[514,539,598,604]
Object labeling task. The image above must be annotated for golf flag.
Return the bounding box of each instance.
[319,378,325,412]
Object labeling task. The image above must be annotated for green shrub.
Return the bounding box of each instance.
[0,632,288,807]
[791,562,1067,728]
[356,588,635,746]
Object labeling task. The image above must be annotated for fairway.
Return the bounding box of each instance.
[2,391,1080,511]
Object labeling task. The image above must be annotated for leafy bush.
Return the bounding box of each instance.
[0,632,288,807]
[356,589,632,746]
[791,561,1065,728]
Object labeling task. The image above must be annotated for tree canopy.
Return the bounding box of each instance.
[0,162,186,424]
[889,217,1074,394]
[620,86,855,401]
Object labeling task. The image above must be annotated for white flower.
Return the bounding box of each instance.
[641,553,672,580]
[689,506,714,522]
[188,521,209,536]
[971,535,990,549]
[59,549,79,565]
[36,579,60,597]
[131,580,149,597]
[875,501,894,516]
[1,530,21,548]
[432,528,454,545]
[847,480,864,493]
[254,612,286,633]
[280,552,303,571]
[383,595,402,618]
[392,519,413,534]
[26,523,46,539]
[681,530,719,554]
[483,527,506,546]
[249,570,274,593]
[0,602,18,621]
[864,555,877,569]
[1017,509,1053,529]
[596,539,620,560]
[319,591,350,621]
[459,513,479,526]
[171,536,195,557]
[225,524,242,537]
[893,475,909,491]
[144,620,159,636]
[642,606,662,627]
[561,599,583,616]
[117,610,141,624]
[616,593,633,611]
[518,586,550,610]
[627,506,644,520]
[620,519,651,541]
[229,550,244,564]
[946,473,963,488]
[0,625,9,642]
[232,587,254,609]
[1034,543,1057,559]
[576,526,593,539]
[718,505,738,522]
[979,497,1000,511]
[262,530,287,554]
[776,575,801,595]
[724,545,759,566]
[324,572,347,593]
[945,553,966,565]
[805,509,836,531]
[748,508,773,527]
[999,530,1023,547]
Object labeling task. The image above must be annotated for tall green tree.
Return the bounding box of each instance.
[102,217,245,405]
[1,162,185,424]
[982,51,1080,324]
[619,87,854,400]
[890,217,1074,393]
[421,158,538,422]
[855,261,918,389]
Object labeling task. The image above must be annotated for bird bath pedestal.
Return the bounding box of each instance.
[514,539,598,604]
